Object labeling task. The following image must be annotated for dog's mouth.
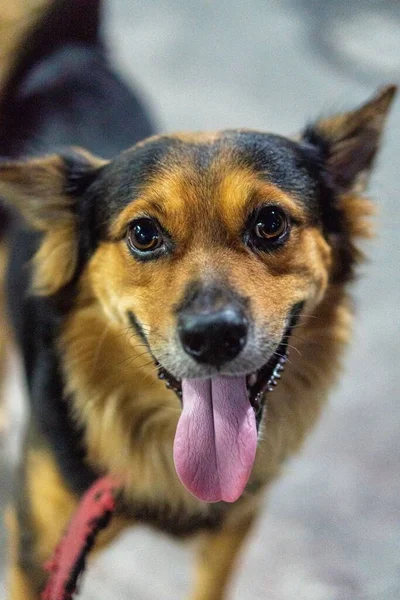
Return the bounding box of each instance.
[129,304,301,505]
[157,335,288,422]
[157,315,298,505]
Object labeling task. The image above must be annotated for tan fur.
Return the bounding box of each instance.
[5,448,79,599]
[0,155,70,228]
[0,0,48,79]
[192,510,257,600]
[26,450,78,566]
[31,221,79,295]
[0,150,105,295]
[6,450,131,600]
[0,155,79,295]
[1,86,396,599]
[5,507,39,600]
[315,86,396,150]
[86,178,332,383]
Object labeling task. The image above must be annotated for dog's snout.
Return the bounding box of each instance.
[178,306,248,367]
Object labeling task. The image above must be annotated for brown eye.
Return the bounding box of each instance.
[254,207,288,241]
[127,218,162,252]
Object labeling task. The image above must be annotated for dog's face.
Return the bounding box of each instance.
[88,131,330,380]
[0,85,395,503]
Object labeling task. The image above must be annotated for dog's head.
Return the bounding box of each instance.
[0,86,395,503]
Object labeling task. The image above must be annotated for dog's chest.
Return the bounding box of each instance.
[118,497,227,538]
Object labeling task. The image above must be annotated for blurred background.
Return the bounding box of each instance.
[0,1,399,598]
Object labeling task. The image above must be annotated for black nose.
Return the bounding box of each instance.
[178,306,248,367]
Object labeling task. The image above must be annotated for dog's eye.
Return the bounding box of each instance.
[127,218,162,252]
[253,207,288,242]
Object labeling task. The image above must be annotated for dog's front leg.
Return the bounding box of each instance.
[190,502,259,600]
[5,447,80,600]
[6,503,50,600]
[5,446,129,599]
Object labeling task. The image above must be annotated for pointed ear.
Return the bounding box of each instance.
[0,148,107,295]
[0,148,106,229]
[302,85,397,192]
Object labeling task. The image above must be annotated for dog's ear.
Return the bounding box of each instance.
[0,148,106,229]
[0,148,107,295]
[302,85,397,193]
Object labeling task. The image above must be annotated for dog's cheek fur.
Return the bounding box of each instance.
[83,242,131,324]
[84,239,172,331]
[59,298,193,509]
[253,227,332,326]
[200,227,332,340]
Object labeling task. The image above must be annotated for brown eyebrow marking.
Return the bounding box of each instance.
[108,143,314,244]
[109,168,190,240]
[143,197,168,219]
[216,166,309,234]
[109,196,168,240]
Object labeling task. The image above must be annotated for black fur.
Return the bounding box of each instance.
[0,203,11,238]
[224,130,322,214]
[0,0,153,159]
[63,151,106,281]
[3,0,156,504]
[6,228,98,495]
[120,499,225,538]
[81,132,328,234]
[1,0,362,560]
[301,125,359,283]
[128,310,151,348]
[82,137,182,233]
[301,126,343,234]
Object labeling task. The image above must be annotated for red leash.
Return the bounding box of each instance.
[42,476,123,600]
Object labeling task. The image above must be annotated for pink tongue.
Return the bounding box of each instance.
[173,377,257,503]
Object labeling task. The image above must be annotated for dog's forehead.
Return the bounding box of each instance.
[95,130,321,227]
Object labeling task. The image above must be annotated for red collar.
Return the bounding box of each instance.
[42,476,123,600]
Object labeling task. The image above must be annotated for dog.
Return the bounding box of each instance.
[0,0,396,598]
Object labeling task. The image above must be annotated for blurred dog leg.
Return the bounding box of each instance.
[0,0,49,78]
[0,238,10,435]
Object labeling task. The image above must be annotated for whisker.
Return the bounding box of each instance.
[288,333,308,344]
[280,342,302,356]
[139,364,164,387]
[273,350,292,365]
[287,343,301,356]
[116,349,153,368]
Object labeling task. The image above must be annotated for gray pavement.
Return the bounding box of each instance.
[1,1,400,598]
